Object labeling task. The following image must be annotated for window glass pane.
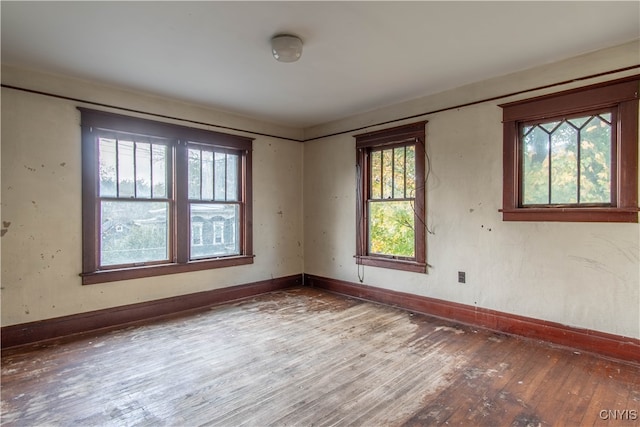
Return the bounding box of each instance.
[226,154,239,201]
[202,151,214,201]
[214,152,226,200]
[213,221,225,244]
[550,122,578,204]
[135,142,151,198]
[580,116,611,203]
[188,148,201,200]
[99,138,117,197]
[393,147,405,198]
[540,121,561,133]
[369,201,414,257]
[190,203,240,259]
[152,144,167,199]
[522,126,550,205]
[100,201,169,266]
[599,112,612,124]
[382,149,393,199]
[405,145,416,197]
[568,117,589,129]
[118,140,135,198]
[191,223,203,246]
[371,150,382,199]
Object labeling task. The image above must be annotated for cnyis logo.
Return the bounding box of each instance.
[599,409,638,421]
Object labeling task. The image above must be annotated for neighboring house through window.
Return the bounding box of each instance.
[80,108,254,284]
[212,221,225,244]
[355,121,427,273]
[191,223,203,246]
[500,77,639,222]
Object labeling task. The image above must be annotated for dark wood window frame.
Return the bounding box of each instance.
[500,77,639,222]
[80,108,254,285]
[355,121,427,273]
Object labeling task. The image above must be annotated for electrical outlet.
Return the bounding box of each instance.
[458,271,466,283]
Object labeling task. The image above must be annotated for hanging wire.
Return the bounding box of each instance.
[411,136,435,235]
[355,160,365,283]
[355,137,433,280]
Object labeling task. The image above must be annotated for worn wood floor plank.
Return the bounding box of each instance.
[2,287,638,426]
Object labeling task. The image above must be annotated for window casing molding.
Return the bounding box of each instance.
[500,76,639,222]
[80,108,254,285]
[355,121,427,273]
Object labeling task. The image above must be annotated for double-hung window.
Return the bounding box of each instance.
[80,108,253,284]
[500,77,638,222]
[355,121,427,273]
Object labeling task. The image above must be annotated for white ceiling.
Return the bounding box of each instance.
[2,1,639,128]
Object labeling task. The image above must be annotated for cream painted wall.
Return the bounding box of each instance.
[1,68,304,326]
[304,42,640,339]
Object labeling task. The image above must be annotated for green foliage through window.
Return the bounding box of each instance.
[368,145,416,257]
[369,201,414,257]
[522,112,612,206]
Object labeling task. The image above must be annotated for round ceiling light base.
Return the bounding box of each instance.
[271,34,303,63]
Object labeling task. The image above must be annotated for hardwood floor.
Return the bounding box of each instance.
[2,287,639,426]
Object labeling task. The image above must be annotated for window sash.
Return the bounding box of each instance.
[187,145,241,202]
[367,199,416,259]
[98,136,171,200]
[99,199,171,268]
[189,201,242,260]
[369,143,416,201]
[518,109,616,208]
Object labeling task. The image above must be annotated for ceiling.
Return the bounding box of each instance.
[2,1,639,128]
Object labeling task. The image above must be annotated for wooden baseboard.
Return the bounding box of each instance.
[304,274,640,364]
[5,273,638,364]
[2,274,302,348]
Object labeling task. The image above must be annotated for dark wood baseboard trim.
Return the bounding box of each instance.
[2,274,302,349]
[5,273,637,364]
[304,274,640,364]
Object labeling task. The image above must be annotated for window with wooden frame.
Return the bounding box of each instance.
[80,108,253,285]
[500,77,639,222]
[355,121,427,273]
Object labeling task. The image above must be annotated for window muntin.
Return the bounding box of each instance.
[521,111,614,207]
[80,108,253,284]
[355,121,427,273]
[500,77,638,223]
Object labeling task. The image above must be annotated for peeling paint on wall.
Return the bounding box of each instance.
[1,221,11,237]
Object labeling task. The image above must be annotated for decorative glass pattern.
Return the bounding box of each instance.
[522,112,612,206]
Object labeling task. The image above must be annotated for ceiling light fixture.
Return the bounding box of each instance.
[271,34,303,63]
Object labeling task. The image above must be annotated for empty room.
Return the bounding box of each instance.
[1,2,639,426]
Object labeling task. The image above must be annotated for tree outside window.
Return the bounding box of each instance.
[500,77,638,223]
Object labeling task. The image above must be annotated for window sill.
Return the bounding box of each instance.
[500,207,639,223]
[356,256,427,273]
[81,255,255,285]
